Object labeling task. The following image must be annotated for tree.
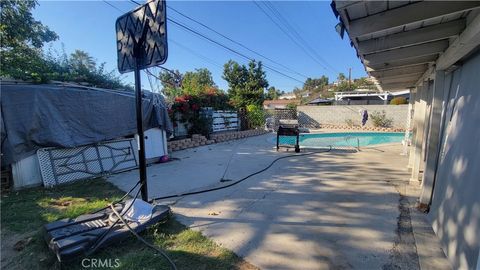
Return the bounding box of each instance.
[158,68,219,101]
[182,68,216,96]
[0,0,129,89]
[335,81,353,92]
[70,50,96,71]
[265,86,284,100]
[337,73,346,82]
[159,69,183,100]
[353,77,376,90]
[223,59,268,108]
[0,0,58,82]
[292,87,304,99]
[0,0,58,49]
[303,75,329,93]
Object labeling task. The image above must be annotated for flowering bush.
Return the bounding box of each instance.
[169,91,233,136]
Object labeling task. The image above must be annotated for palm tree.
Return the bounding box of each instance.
[70,50,95,71]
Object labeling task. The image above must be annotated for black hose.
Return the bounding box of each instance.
[110,204,177,270]
[92,180,141,214]
[87,146,331,269]
[87,182,178,270]
[87,181,143,255]
[153,146,332,201]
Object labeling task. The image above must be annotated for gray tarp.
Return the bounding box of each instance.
[1,83,172,165]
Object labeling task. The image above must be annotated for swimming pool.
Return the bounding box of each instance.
[277,132,406,148]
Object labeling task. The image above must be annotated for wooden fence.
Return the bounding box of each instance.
[210,110,239,132]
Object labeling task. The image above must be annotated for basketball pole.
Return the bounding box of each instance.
[132,20,150,202]
[134,66,149,202]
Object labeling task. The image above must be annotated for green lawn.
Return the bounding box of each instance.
[0,178,257,270]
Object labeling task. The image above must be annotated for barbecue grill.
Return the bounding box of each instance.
[276,119,300,152]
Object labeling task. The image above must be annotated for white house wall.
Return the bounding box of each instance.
[427,51,480,270]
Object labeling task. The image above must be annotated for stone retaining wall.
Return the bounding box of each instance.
[167,129,268,152]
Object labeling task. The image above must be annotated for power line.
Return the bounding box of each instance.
[253,1,338,74]
[264,1,339,74]
[252,1,326,71]
[169,38,224,69]
[263,1,332,71]
[120,0,305,84]
[167,5,309,79]
[167,18,304,84]
[103,0,123,13]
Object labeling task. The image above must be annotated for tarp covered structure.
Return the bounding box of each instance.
[1,82,173,166]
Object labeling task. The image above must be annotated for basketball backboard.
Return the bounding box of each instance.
[116,0,168,73]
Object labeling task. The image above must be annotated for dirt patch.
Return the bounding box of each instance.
[46,197,87,210]
[1,230,37,270]
[235,259,261,270]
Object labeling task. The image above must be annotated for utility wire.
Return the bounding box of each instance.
[253,1,337,74]
[253,1,326,71]
[126,0,305,84]
[103,0,123,13]
[167,5,309,79]
[167,18,304,84]
[169,38,224,69]
[263,1,339,74]
[263,1,335,72]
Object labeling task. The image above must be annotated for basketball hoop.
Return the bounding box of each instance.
[116,0,168,73]
[115,0,168,201]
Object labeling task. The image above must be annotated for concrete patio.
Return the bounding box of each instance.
[108,133,449,269]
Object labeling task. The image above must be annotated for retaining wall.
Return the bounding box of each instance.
[167,129,268,152]
[297,105,408,129]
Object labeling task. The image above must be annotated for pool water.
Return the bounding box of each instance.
[278,132,406,148]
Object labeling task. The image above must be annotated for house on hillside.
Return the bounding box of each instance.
[278,93,296,100]
[263,99,300,110]
[334,89,410,105]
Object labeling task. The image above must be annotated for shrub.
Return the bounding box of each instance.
[370,110,393,128]
[345,119,355,127]
[246,104,265,129]
[286,103,297,110]
[189,115,212,137]
[390,97,408,105]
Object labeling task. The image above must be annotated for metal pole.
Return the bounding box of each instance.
[348,67,352,89]
[130,19,151,202]
[134,64,149,202]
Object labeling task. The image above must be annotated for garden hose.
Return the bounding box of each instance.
[153,146,332,201]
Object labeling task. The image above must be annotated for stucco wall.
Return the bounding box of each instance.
[297,104,408,128]
[427,51,480,270]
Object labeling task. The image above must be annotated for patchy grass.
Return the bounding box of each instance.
[1,178,257,270]
[1,179,123,234]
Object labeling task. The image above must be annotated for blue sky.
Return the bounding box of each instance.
[34,0,366,92]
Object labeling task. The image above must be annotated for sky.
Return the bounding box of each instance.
[33,0,367,92]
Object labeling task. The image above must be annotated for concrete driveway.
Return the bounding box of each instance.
[108,134,421,269]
